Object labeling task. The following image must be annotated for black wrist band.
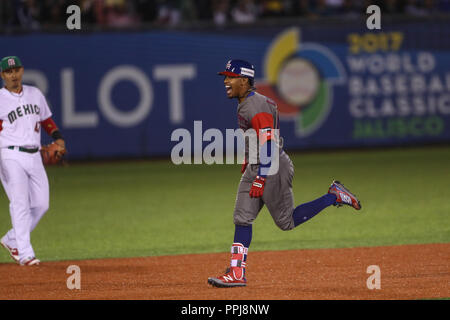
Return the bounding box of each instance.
[51,130,63,140]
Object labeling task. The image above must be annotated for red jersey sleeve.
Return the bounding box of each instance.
[41,117,59,135]
[251,112,274,145]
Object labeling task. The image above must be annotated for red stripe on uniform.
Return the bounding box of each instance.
[40,117,59,135]
[251,112,274,132]
[251,112,274,145]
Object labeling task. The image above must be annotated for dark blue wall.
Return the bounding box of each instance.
[2,22,449,159]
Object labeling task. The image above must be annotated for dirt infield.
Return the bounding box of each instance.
[0,243,448,300]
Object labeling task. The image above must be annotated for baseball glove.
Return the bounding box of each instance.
[41,142,66,165]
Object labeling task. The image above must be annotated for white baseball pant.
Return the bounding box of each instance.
[0,147,49,261]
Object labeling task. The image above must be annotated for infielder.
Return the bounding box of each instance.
[208,59,361,287]
[0,56,66,266]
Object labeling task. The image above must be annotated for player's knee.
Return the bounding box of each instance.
[41,203,49,213]
[233,215,252,226]
[275,218,294,231]
[33,201,49,215]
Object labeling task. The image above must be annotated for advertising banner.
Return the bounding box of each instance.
[1,22,449,159]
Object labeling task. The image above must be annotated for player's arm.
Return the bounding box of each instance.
[249,112,275,198]
[37,87,66,150]
[41,117,65,150]
[252,112,274,178]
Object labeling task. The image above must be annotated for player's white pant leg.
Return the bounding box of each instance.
[1,153,49,251]
[1,229,17,248]
[2,192,48,248]
[0,158,17,248]
[0,157,35,259]
[28,153,49,231]
[0,160,18,248]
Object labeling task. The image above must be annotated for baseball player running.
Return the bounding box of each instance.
[208,59,361,287]
[0,56,66,266]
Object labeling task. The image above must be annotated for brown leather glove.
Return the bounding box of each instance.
[41,140,66,165]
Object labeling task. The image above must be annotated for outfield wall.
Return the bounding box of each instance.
[1,18,450,159]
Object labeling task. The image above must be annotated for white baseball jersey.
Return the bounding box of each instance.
[0,85,52,148]
[0,84,52,262]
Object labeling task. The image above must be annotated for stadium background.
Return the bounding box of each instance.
[0,0,449,300]
[2,0,450,159]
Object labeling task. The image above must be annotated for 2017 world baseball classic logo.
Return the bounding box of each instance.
[256,27,346,137]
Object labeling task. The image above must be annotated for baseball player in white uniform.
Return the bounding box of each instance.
[0,56,66,266]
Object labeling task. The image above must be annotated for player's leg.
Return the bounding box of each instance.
[291,194,337,227]
[292,180,363,224]
[0,226,19,262]
[264,152,361,231]
[0,161,19,259]
[262,151,297,230]
[3,155,50,247]
[0,158,36,262]
[208,165,263,287]
[1,229,17,247]
[232,163,264,249]
[28,153,50,232]
[233,162,264,246]
[233,164,264,227]
[262,151,335,230]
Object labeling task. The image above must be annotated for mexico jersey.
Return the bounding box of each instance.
[237,91,283,162]
[0,85,52,148]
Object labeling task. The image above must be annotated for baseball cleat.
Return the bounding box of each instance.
[208,267,247,288]
[19,256,40,266]
[328,180,362,210]
[1,239,20,263]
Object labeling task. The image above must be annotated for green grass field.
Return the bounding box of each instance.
[0,146,449,263]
